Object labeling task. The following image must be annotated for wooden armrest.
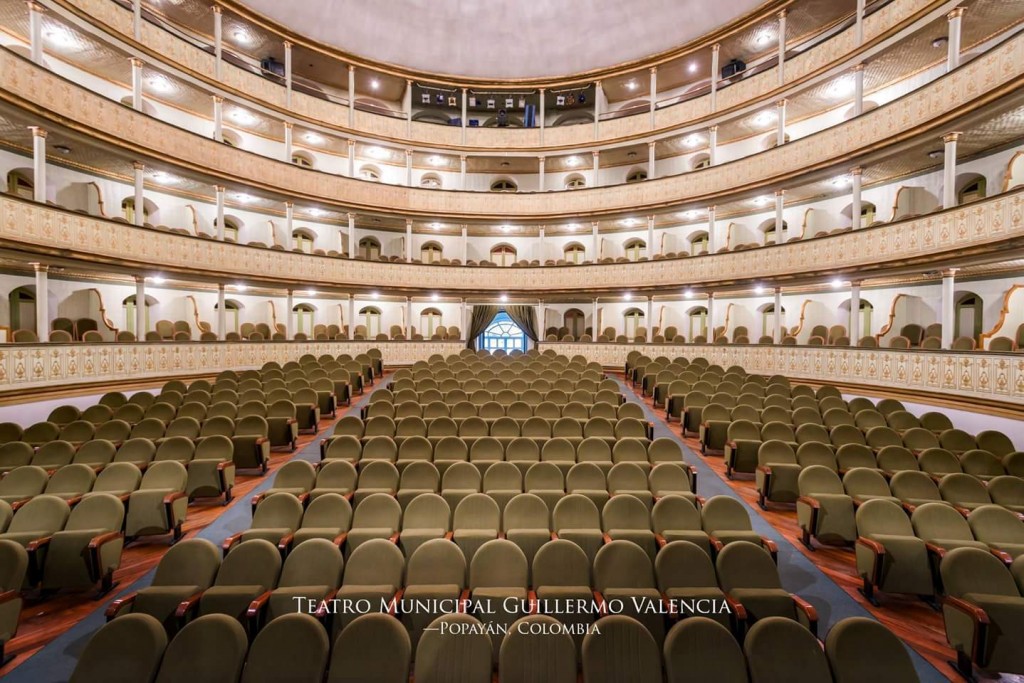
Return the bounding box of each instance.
[277,534,295,553]
[757,465,772,476]
[725,440,736,449]
[602,533,613,544]
[797,496,821,509]
[925,542,947,559]
[0,589,20,606]
[105,593,137,620]
[314,589,339,618]
[216,461,234,471]
[709,536,725,552]
[527,589,538,615]
[723,594,747,621]
[901,502,918,515]
[388,588,404,615]
[222,532,243,554]
[791,594,819,636]
[944,595,989,626]
[175,591,205,619]
[163,491,187,506]
[388,532,400,544]
[26,535,53,553]
[655,533,667,548]
[65,495,84,507]
[458,588,472,613]
[990,548,1014,565]
[332,532,348,547]
[551,532,559,540]
[89,531,123,551]
[592,590,606,614]
[10,498,29,512]
[856,536,886,587]
[443,531,454,541]
[246,590,274,620]
[761,538,779,560]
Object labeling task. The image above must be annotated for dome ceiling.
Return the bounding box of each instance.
[237,0,767,79]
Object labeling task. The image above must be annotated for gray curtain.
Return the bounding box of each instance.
[504,305,539,343]
[467,305,501,348]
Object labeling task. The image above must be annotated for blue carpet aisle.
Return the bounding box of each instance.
[612,376,946,682]
[4,378,390,682]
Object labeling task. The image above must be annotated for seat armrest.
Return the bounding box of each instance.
[277,534,295,553]
[761,537,779,562]
[550,531,558,541]
[332,532,348,547]
[105,592,137,620]
[175,591,205,620]
[458,588,472,612]
[943,595,990,665]
[65,495,84,507]
[388,588,404,615]
[723,594,747,622]
[856,536,886,586]
[990,548,1014,565]
[757,465,773,476]
[655,533,667,548]
[444,531,454,540]
[163,491,187,528]
[709,535,725,552]
[388,532,400,544]
[314,589,339,619]
[791,594,819,637]
[222,532,243,554]
[246,590,274,621]
[592,590,606,614]
[0,589,21,607]
[527,590,538,615]
[87,531,124,579]
[925,542,947,560]
[602,533,613,544]
[797,496,821,509]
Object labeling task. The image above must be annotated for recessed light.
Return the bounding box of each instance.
[623,293,633,301]
[754,285,766,294]
[831,176,850,187]
[43,28,75,47]
[499,294,508,303]
[306,289,317,296]
[371,291,380,299]
[234,284,247,292]
[755,31,772,46]
[500,225,512,233]
[231,30,250,45]
[234,193,255,203]
[303,132,324,144]
[826,76,855,99]
[932,36,949,48]
[429,222,442,230]
[149,276,166,284]
[752,110,776,127]
[147,76,174,93]
[54,145,72,155]
[927,149,944,160]
[688,62,698,74]
[306,208,325,217]
[230,109,256,125]
[431,293,439,302]
[683,289,694,299]
[831,278,844,289]
[626,80,638,91]
[426,155,446,167]
[366,146,389,159]
[752,196,771,206]
[621,218,640,228]
[369,79,380,90]
[682,134,703,148]
[565,224,579,231]
[565,156,581,167]
[500,161,511,168]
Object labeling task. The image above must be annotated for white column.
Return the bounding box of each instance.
[132,0,141,41]
[942,132,961,209]
[592,299,599,336]
[30,127,46,203]
[214,185,225,240]
[646,215,655,257]
[405,219,413,261]
[710,44,720,112]
[851,166,863,230]
[941,270,956,348]
[591,221,600,260]
[461,226,468,263]
[646,297,654,342]
[539,88,546,144]
[853,64,865,116]
[777,9,787,87]
[283,41,293,107]
[461,299,468,341]
[774,190,785,243]
[538,301,546,336]
[33,263,48,341]
[405,149,413,187]
[459,155,467,190]
[406,298,413,338]
[707,206,717,253]
[133,162,145,227]
[708,125,718,165]
[213,6,222,80]
[284,201,294,251]
[594,81,602,138]
[283,122,293,163]
[347,140,356,177]
[776,99,787,146]
[947,8,964,71]
[538,157,546,191]
[130,58,144,111]
[403,80,413,137]
[706,294,715,340]
[647,142,656,180]
[28,2,44,66]
[212,96,224,142]
[217,284,226,340]
[135,276,145,339]
[849,282,861,343]
[649,67,657,129]
[461,88,468,145]
[773,288,783,343]
[347,65,356,126]
[856,0,865,45]
[591,151,600,188]
[347,213,356,258]
[538,226,546,262]
[285,290,293,340]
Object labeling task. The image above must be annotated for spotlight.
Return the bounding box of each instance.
[431,293,439,301]
[500,294,508,303]
[831,278,844,289]
[623,292,633,301]
[149,276,166,284]
[754,284,765,295]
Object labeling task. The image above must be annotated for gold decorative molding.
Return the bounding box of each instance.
[979,283,1024,347]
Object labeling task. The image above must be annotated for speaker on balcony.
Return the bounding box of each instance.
[721,59,746,80]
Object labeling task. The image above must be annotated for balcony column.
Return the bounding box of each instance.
[777,9,787,87]
[133,162,145,227]
[214,185,225,240]
[774,288,783,343]
[941,269,956,349]
[347,140,356,177]
[33,263,48,341]
[130,58,144,111]
[538,226,546,262]
[283,122,293,163]
[404,80,412,137]
[406,297,413,339]
[132,0,141,40]
[539,88,546,144]
[405,219,413,261]
[285,290,293,340]
[947,8,965,71]
[538,156,546,191]
[591,151,600,188]
[647,216,655,257]
[942,132,961,209]
[710,43,720,112]
[347,213,356,259]
[853,63,865,116]
[461,88,468,144]
[707,206,717,253]
[776,99,787,146]
[30,126,46,203]
[217,284,226,340]
[284,201,294,251]
[646,297,654,342]
[649,67,658,129]
[347,65,356,126]
[774,190,785,244]
[461,299,468,342]
[27,2,43,65]
[212,5,222,80]
[708,125,718,165]
[284,41,293,107]
[851,166,863,230]
[212,95,224,142]
[856,0,865,45]
[461,226,468,263]
[537,301,546,337]
[459,155,467,190]
[648,142,657,180]
[405,149,413,187]
[135,276,146,339]
[706,293,715,340]
[347,295,355,338]
[849,281,861,344]
[591,221,600,260]
[592,299,599,337]
[594,80,602,138]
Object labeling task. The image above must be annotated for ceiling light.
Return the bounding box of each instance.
[500,225,512,233]
[431,293,439,302]
[927,149,944,160]
[565,156,582,167]
[831,176,850,187]
[429,222,442,230]
[43,27,76,47]
[826,76,856,99]
[147,76,174,93]
[230,109,256,125]
[369,79,380,90]
[149,276,165,284]
[688,62,698,74]
[306,289,317,296]
[366,146,389,159]
[231,30,250,45]
[621,218,640,228]
[499,294,508,303]
[680,210,699,219]
[623,292,633,301]
[234,284,247,292]
[682,134,703,148]
[932,36,949,48]
[565,224,579,231]
[754,284,765,294]
[371,291,380,299]
[306,208,325,217]
[755,31,772,46]
[54,145,72,155]
[752,110,776,127]
[426,155,445,166]
[626,80,638,91]
[234,193,255,203]
[831,278,844,289]
[303,132,324,144]
[151,171,177,185]
[752,196,771,206]
[683,289,694,299]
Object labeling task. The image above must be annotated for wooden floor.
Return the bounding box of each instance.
[0,382,372,677]
[629,378,1022,683]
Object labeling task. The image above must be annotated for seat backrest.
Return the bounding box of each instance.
[968,505,1024,545]
[352,493,402,529]
[553,494,600,531]
[855,499,913,538]
[532,539,591,588]
[139,460,188,492]
[414,614,493,683]
[601,494,651,532]
[217,538,282,588]
[499,614,577,682]
[744,617,832,683]
[407,538,466,588]
[327,612,411,683]
[70,613,167,683]
[242,613,329,683]
[278,539,344,589]
[593,540,656,591]
[65,492,124,533]
[0,538,28,592]
[655,540,717,591]
[404,493,451,532]
[824,617,919,683]
[154,614,248,683]
[700,496,752,535]
[502,493,550,532]
[343,538,405,588]
[651,495,702,535]
[716,540,781,591]
[453,493,500,531]
[664,617,748,683]
[581,615,662,683]
[843,468,891,497]
[940,546,1021,599]
[152,538,221,588]
[8,494,71,534]
[470,538,528,589]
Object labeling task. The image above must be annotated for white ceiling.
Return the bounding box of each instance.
[238,0,765,79]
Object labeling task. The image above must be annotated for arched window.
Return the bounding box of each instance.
[760,305,785,337]
[358,306,382,338]
[490,244,517,267]
[6,171,32,199]
[490,178,518,193]
[626,169,648,183]
[688,306,708,340]
[624,239,646,262]
[291,151,315,168]
[215,299,242,333]
[689,231,709,255]
[954,293,983,340]
[563,242,586,264]
[420,173,443,189]
[359,165,381,182]
[480,311,526,352]
[292,229,315,253]
[763,222,786,245]
[9,286,36,332]
[420,307,443,337]
[214,216,241,242]
[121,197,150,224]
[420,241,443,264]
[858,301,874,336]
[564,309,585,338]
[860,201,876,226]
[564,174,586,190]
[623,307,645,339]
[122,294,155,335]
[958,177,986,204]
[293,303,315,334]
[359,237,381,260]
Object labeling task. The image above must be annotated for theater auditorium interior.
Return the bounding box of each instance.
[0,0,1022,680]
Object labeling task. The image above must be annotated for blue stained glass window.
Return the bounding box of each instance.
[480,311,526,353]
